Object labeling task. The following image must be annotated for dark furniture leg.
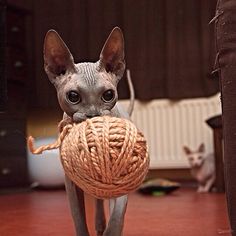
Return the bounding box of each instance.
[216,0,236,234]
[206,115,224,192]
[213,128,225,192]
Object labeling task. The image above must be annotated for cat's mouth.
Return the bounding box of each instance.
[72,112,101,123]
[72,109,112,123]
[193,162,204,168]
[193,164,201,168]
[86,114,99,119]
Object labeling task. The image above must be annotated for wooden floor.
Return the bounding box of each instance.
[0,187,230,236]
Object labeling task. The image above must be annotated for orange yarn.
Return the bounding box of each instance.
[28,116,149,199]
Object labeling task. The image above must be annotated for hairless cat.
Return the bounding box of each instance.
[43,27,134,236]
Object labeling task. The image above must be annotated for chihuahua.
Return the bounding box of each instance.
[43,27,134,236]
[183,143,215,193]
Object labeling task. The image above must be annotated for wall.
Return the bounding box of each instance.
[7,0,219,109]
[27,108,62,137]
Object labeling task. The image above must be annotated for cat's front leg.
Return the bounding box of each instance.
[202,175,215,193]
[197,185,205,193]
[103,195,128,236]
[64,176,90,236]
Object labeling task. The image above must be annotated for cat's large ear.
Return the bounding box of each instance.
[99,27,125,79]
[44,30,76,84]
[198,143,205,153]
[183,146,192,155]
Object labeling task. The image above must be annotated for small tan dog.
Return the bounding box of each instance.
[183,143,215,193]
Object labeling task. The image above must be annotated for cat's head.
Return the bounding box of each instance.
[43,27,125,122]
[183,143,206,168]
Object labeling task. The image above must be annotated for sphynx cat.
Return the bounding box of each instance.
[183,143,215,193]
[43,27,134,236]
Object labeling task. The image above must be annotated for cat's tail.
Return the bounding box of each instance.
[126,69,135,116]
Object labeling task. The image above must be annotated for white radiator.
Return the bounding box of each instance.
[119,93,222,169]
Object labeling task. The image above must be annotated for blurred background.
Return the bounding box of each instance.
[0,0,221,191]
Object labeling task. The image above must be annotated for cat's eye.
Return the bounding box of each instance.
[67,91,81,104]
[102,89,115,102]
[198,156,202,160]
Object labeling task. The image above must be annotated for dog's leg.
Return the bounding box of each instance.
[64,175,90,236]
[95,199,106,236]
[103,195,128,236]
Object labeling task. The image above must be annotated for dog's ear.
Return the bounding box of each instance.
[183,146,192,155]
[99,27,125,79]
[198,143,205,153]
[44,30,75,83]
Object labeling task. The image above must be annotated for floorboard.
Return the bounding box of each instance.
[0,187,230,236]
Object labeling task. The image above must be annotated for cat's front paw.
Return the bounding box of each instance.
[197,186,209,193]
[197,188,203,193]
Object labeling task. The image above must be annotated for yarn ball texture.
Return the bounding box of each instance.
[60,116,149,199]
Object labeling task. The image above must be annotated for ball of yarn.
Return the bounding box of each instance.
[60,116,149,199]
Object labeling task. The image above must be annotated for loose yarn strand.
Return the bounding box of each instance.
[27,124,73,154]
